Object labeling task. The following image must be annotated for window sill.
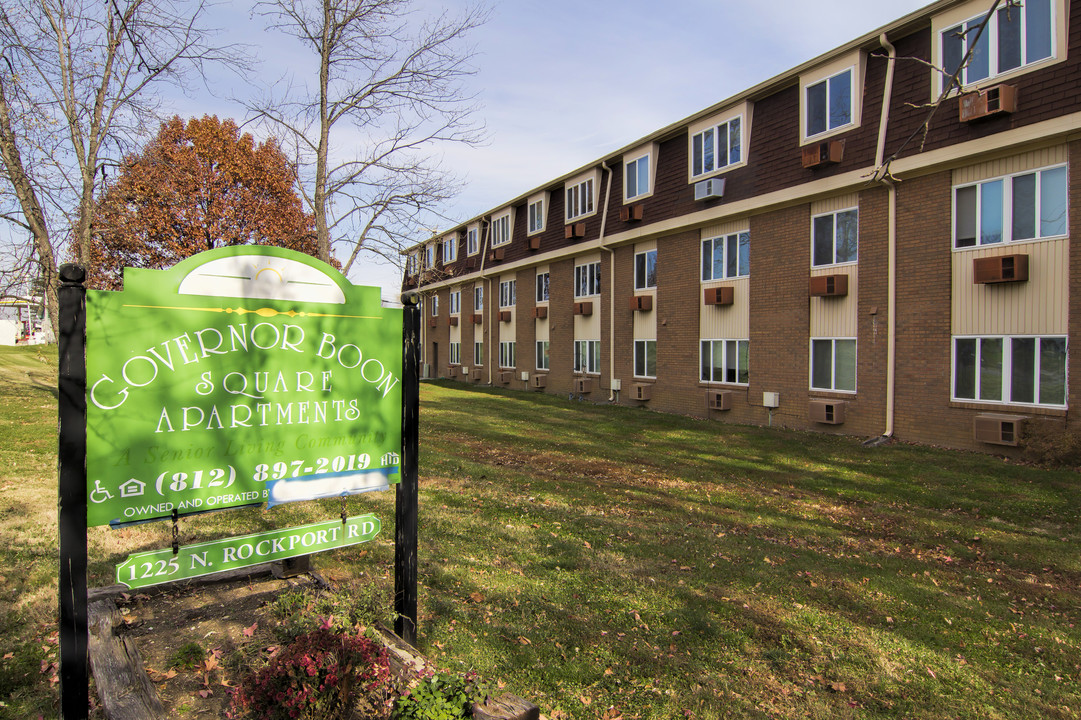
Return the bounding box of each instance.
[951,234,1067,253]
[809,389,856,398]
[698,382,748,390]
[801,123,856,147]
[949,400,1066,416]
[689,161,747,184]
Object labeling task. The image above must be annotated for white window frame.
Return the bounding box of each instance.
[466,226,480,256]
[536,340,550,371]
[449,342,461,365]
[799,52,863,144]
[811,208,859,267]
[499,279,516,308]
[810,338,857,393]
[573,339,600,374]
[473,286,483,312]
[442,235,457,264]
[952,335,1067,407]
[536,272,550,303]
[805,68,854,140]
[691,116,742,179]
[499,341,516,369]
[625,153,650,201]
[937,0,1057,92]
[406,253,418,276]
[491,211,512,247]
[473,340,484,367]
[700,339,750,385]
[527,193,548,235]
[449,290,461,315]
[634,339,657,379]
[565,171,598,222]
[635,249,657,290]
[424,243,435,269]
[430,295,439,316]
[701,232,750,282]
[574,261,601,298]
[952,163,1067,249]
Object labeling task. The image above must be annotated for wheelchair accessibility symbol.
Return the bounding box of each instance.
[90,480,113,504]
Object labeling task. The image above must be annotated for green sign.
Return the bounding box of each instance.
[115,514,381,589]
[86,247,403,526]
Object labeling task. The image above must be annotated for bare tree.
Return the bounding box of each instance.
[0,0,238,336]
[249,0,488,275]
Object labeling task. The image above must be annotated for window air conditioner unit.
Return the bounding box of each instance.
[620,204,644,222]
[529,236,541,250]
[427,317,438,328]
[499,310,512,322]
[708,390,733,411]
[448,366,458,378]
[632,383,651,401]
[471,313,483,324]
[809,274,849,297]
[629,295,653,311]
[573,301,593,316]
[973,413,1024,446]
[465,258,477,270]
[703,287,734,306]
[959,84,1017,122]
[499,371,513,384]
[530,374,547,389]
[973,254,1029,284]
[802,139,845,168]
[809,399,846,424]
[564,222,586,239]
[448,316,458,326]
[532,306,548,319]
[470,369,483,381]
[573,378,592,394]
[488,248,505,262]
[694,178,725,201]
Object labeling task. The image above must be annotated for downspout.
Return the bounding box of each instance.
[597,161,616,400]
[875,32,898,439]
[477,218,493,384]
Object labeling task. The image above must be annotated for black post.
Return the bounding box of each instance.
[57,264,88,719]
[394,292,420,645]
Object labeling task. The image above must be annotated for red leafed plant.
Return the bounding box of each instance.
[226,626,390,720]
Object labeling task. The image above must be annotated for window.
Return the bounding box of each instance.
[474,341,483,366]
[536,341,550,370]
[474,286,483,312]
[942,0,1054,88]
[954,164,1067,248]
[449,290,461,315]
[625,154,650,200]
[634,340,657,378]
[812,208,858,266]
[701,232,750,281]
[430,295,439,316]
[467,227,479,256]
[499,279,516,308]
[806,68,853,138]
[406,253,418,276]
[491,213,511,247]
[574,261,601,297]
[442,236,457,264]
[635,250,657,290]
[811,338,856,392]
[566,177,595,221]
[449,342,461,365]
[953,335,1066,406]
[700,340,749,384]
[536,272,550,302]
[425,244,435,269]
[528,198,546,234]
[574,340,600,374]
[499,341,516,368]
[691,116,742,177]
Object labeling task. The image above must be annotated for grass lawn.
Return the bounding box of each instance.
[1,344,1079,718]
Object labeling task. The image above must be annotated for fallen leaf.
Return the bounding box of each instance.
[243,622,258,637]
[579,695,592,705]
[518,636,532,645]
[469,592,485,603]
[830,682,847,692]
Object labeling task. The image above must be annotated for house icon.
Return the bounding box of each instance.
[381,452,400,466]
[119,478,145,498]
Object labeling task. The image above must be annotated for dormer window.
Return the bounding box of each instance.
[491,210,512,247]
[441,234,457,264]
[799,52,863,144]
[565,169,600,222]
[466,225,480,256]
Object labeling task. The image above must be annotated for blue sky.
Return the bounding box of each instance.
[167,0,934,299]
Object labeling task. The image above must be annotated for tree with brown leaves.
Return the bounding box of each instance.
[85,115,318,290]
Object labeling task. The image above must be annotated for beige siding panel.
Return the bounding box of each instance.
[633,298,657,340]
[535,317,549,343]
[450,325,460,343]
[699,278,750,337]
[700,220,749,241]
[951,238,1069,335]
[953,145,1067,185]
[809,266,858,336]
[574,311,601,340]
[810,193,859,216]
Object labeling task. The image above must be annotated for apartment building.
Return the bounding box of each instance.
[403,0,1079,452]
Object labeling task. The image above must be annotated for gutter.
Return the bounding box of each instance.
[476,218,493,385]
[874,32,898,439]
[597,162,616,401]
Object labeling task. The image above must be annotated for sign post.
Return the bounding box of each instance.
[395,292,420,645]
